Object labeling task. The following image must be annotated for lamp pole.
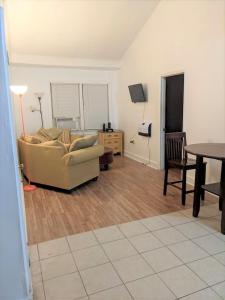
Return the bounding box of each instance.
[34,92,44,128]
[10,85,37,192]
[37,96,44,127]
[19,94,26,137]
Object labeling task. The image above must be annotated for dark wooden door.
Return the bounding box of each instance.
[165,74,184,133]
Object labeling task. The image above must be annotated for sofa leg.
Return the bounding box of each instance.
[92,176,98,181]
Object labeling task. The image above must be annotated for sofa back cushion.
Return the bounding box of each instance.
[41,140,68,154]
[69,135,97,152]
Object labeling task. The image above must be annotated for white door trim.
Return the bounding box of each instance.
[160,72,185,170]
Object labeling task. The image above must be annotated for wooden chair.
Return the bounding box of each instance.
[163,132,206,205]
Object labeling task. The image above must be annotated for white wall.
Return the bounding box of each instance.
[118,0,225,182]
[9,65,118,136]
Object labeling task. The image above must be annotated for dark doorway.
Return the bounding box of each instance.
[165,74,184,133]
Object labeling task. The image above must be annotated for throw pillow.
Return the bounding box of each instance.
[37,128,52,140]
[22,135,41,144]
[45,128,62,140]
[69,135,97,152]
[71,134,83,142]
[57,128,71,144]
[33,134,49,143]
[41,140,68,154]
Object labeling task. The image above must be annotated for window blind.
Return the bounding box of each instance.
[82,84,109,130]
[51,83,80,119]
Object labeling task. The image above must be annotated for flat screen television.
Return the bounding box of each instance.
[128,84,146,103]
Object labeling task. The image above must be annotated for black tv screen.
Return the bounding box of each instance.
[128,84,146,103]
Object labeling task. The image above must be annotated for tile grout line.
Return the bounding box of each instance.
[98,215,225,298]
[31,205,224,300]
[176,286,224,300]
[154,228,225,293]
[211,282,225,300]
[155,240,225,297]
[36,243,47,300]
[92,221,218,299]
[93,229,135,300]
[66,235,90,299]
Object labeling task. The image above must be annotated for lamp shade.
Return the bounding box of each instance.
[10,85,28,95]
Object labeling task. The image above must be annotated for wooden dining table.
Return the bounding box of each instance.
[185,143,225,234]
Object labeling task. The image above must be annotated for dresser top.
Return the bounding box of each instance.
[98,130,122,133]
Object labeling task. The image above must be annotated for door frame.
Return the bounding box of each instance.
[160,72,185,170]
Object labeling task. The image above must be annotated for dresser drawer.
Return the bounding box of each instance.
[103,142,121,152]
[104,132,121,140]
[113,146,121,153]
[104,139,120,146]
[98,130,123,155]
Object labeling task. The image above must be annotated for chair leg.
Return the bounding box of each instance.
[182,169,187,206]
[163,168,168,196]
[219,197,223,211]
[221,198,225,234]
[201,164,206,201]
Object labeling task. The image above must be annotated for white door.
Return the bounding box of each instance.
[0,5,31,300]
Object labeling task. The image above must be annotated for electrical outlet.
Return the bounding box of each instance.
[130,139,135,144]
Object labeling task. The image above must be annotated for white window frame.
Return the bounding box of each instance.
[50,82,110,132]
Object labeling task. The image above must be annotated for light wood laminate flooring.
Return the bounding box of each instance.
[25,156,216,244]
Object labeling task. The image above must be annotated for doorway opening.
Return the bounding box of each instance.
[160,73,184,169]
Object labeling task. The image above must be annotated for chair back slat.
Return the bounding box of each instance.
[165,132,187,162]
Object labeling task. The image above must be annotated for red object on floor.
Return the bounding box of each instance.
[23,184,37,192]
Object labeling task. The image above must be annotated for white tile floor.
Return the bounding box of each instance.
[31,204,225,300]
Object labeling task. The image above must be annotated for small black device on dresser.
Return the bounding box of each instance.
[104,122,114,132]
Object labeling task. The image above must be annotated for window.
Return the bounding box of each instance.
[82,84,109,130]
[51,83,109,130]
[51,83,81,129]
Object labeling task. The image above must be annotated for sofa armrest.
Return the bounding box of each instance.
[63,145,104,166]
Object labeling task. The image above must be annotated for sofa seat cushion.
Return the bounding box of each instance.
[69,135,98,152]
[64,145,104,166]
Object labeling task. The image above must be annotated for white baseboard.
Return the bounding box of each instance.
[124,151,219,200]
[124,150,159,169]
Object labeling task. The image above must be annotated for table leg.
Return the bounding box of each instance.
[193,156,204,217]
[221,160,225,234]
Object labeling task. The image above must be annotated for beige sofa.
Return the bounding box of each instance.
[18,139,104,190]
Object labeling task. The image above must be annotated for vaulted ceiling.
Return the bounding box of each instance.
[5,0,159,62]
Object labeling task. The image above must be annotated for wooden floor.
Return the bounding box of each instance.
[25,156,216,245]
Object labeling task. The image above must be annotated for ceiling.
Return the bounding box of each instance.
[5,0,159,61]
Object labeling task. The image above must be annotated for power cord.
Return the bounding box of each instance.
[142,136,151,167]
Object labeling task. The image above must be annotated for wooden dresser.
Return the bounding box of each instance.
[98,130,123,155]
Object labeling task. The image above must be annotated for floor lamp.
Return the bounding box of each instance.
[34,92,44,128]
[10,85,37,192]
